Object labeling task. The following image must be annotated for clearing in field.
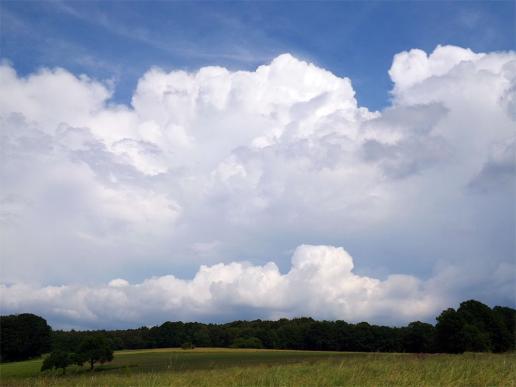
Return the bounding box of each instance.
[0,347,515,386]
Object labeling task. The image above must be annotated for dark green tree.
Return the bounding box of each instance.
[41,350,73,374]
[76,336,113,370]
[0,313,52,362]
[193,326,212,347]
[492,306,516,352]
[435,308,466,353]
[351,322,376,352]
[306,321,338,350]
[461,323,490,351]
[457,300,513,352]
[493,306,516,336]
[402,321,435,353]
[276,318,313,349]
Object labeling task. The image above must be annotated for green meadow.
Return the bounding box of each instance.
[1,348,514,386]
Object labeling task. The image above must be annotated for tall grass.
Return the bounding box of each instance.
[1,350,514,386]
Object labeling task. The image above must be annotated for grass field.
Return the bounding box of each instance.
[1,348,514,386]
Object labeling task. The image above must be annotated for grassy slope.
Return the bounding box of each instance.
[1,348,514,386]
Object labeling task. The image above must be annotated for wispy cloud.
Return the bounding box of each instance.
[50,1,273,64]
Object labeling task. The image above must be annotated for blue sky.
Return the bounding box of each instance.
[0,1,515,329]
[2,1,514,110]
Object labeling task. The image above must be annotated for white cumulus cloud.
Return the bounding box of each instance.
[0,45,515,327]
[0,245,445,328]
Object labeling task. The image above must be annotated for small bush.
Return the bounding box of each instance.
[230,337,263,349]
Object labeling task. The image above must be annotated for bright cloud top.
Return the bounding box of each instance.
[0,45,515,327]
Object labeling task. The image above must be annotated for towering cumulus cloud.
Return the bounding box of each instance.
[1,45,515,328]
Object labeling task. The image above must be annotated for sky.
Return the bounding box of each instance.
[0,1,515,329]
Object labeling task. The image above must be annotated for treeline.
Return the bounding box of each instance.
[51,300,515,354]
[2,300,515,362]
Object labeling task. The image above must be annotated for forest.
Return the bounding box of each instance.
[1,299,515,363]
